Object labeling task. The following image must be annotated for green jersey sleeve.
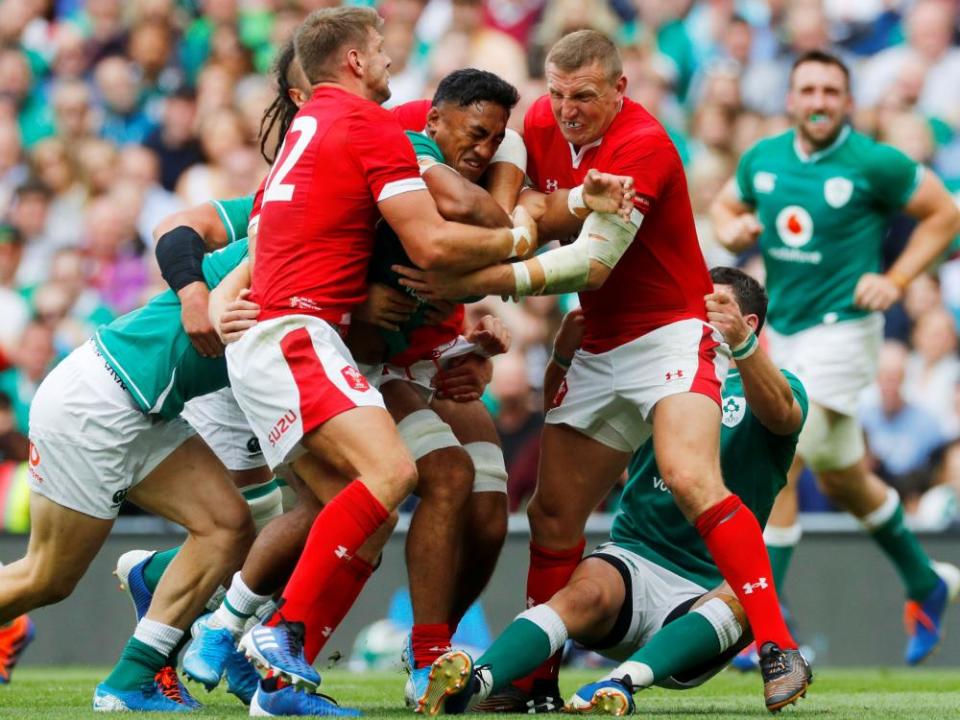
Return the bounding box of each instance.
[405,130,446,171]
[208,195,254,244]
[782,369,809,429]
[734,143,758,207]
[860,141,923,212]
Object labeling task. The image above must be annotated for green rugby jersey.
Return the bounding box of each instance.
[735,127,922,335]
[610,369,808,589]
[93,196,253,419]
[368,130,448,358]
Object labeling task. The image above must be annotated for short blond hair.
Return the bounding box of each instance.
[546,30,622,82]
[294,6,383,85]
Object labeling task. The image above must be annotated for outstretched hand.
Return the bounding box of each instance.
[583,168,637,221]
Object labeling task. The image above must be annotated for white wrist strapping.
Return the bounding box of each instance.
[508,226,532,258]
[511,210,642,297]
[567,185,587,216]
[512,261,533,296]
[490,128,527,172]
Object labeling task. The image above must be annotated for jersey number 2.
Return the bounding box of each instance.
[262,116,318,205]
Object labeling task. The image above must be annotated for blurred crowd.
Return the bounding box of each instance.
[2,0,960,529]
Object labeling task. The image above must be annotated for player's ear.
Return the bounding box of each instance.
[426,106,441,133]
[615,74,627,99]
[346,47,364,78]
[745,313,760,333]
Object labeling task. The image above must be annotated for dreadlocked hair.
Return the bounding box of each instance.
[259,41,299,163]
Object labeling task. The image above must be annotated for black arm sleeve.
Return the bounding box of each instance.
[155,226,207,292]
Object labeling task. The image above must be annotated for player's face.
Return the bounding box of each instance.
[546,61,626,148]
[787,62,852,150]
[427,101,509,183]
[361,28,392,105]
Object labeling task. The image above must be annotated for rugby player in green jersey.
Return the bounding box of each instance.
[420,266,810,715]
[0,233,257,712]
[711,50,960,666]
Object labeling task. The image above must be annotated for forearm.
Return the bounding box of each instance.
[207,260,251,327]
[424,222,519,273]
[539,189,585,241]
[486,162,526,214]
[444,183,512,229]
[543,357,569,413]
[737,347,800,435]
[887,212,960,282]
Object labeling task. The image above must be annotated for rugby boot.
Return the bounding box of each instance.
[759,642,811,713]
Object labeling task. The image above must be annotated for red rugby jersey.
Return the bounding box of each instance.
[251,87,425,324]
[524,95,711,352]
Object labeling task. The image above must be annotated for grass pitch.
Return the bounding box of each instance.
[0,667,958,719]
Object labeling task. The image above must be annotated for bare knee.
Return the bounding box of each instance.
[470,499,507,556]
[416,448,473,508]
[552,576,616,637]
[187,492,256,555]
[659,465,727,520]
[26,561,81,607]
[528,494,583,548]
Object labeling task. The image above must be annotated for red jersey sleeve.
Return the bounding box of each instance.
[391,99,431,132]
[350,108,425,202]
[605,136,677,216]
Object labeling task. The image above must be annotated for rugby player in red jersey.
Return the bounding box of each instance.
[222,9,633,716]
[396,30,809,713]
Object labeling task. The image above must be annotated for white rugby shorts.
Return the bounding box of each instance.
[226,315,385,470]
[765,313,882,417]
[182,387,266,472]
[28,342,196,519]
[585,543,707,660]
[360,335,477,401]
[546,318,728,452]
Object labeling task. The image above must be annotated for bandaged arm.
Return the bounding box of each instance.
[513,209,642,295]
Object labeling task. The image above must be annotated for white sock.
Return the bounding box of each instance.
[763,522,802,548]
[211,572,273,636]
[516,605,569,655]
[134,619,183,659]
[604,661,653,691]
[859,486,899,531]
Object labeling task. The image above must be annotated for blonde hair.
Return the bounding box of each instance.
[294,6,383,85]
[546,30,622,82]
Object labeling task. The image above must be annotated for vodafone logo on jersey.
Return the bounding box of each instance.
[341,366,370,392]
[775,205,813,248]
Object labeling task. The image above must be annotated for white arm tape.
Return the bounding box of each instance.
[510,210,641,297]
[490,128,527,172]
[583,209,642,269]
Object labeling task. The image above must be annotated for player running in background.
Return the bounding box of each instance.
[396,29,808,712]
[421,266,808,716]
[710,50,960,666]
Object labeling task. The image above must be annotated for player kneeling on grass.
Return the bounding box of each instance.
[420,267,812,716]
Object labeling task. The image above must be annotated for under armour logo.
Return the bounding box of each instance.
[334,545,352,560]
[742,577,769,594]
[545,179,559,192]
[665,369,684,382]
[526,596,536,609]
[322,626,332,637]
